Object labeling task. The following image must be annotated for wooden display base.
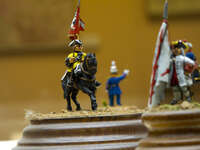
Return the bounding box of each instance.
[13,113,147,150]
[137,110,200,150]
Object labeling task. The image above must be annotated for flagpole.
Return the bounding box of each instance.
[163,0,168,20]
[160,0,168,51]
[76,0,81,40]
[73,0,81,57]
[161,0,168,44]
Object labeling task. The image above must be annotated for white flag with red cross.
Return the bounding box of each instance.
[148,0,171,108]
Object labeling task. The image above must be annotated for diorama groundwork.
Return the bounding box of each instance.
[25,106,144,120]
[25,101,200,120]
[149,101,200,112]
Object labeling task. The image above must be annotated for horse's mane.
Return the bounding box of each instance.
[82,53,97,76]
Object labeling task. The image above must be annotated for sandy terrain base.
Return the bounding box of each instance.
[25,106,144,120]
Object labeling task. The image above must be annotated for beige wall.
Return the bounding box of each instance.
[1,0,200,140]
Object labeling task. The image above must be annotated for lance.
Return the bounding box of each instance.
[73,0,81,57]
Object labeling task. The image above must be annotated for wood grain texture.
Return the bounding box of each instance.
[136,110,200,150]
[13,113,147,150]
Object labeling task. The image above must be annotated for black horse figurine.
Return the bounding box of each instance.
[61,53,99,111]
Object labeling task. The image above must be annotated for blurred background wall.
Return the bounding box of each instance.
[0,0,200,140]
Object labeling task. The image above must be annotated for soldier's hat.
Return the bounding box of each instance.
[68,39,83,47]
[184,42,193,51]
[171,40,187,49]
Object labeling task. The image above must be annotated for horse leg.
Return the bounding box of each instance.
[79,86,97,111]
[90,93,97,111]
[71,89,81,111]
[65,87,72,111]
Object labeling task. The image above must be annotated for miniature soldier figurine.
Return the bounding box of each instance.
[169,40,195,105]
[185,42,196,61]
[61,39,86,99]
[184,41,200,83]
[65,39,86,86]
[106,61,129,106]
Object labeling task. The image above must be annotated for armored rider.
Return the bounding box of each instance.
[62,39,86,89]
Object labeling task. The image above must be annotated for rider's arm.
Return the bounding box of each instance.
[65,53,74,67]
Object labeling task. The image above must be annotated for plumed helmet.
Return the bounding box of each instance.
[110,61,118,73]
[68,39,83,47]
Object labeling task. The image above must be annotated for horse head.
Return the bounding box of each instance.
[83,53,97,75]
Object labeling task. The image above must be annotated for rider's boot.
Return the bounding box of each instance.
[67,78,73,87]
[66,72,73,87]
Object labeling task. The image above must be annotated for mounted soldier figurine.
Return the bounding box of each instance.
[61,0,100,111]
[64,39,86,87]
[61,49,100,111]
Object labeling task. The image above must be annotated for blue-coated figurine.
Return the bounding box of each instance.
[106,61,129,106]
[184,41,200,82]
[185,42,196,61]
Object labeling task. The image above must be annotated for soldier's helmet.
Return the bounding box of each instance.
[110,61,118,74]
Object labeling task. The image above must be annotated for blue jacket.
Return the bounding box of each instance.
[106,74,126,95]
[186,52,196,61]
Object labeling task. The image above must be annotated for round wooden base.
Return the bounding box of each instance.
[137,110,200,150]
[13,113,147,150]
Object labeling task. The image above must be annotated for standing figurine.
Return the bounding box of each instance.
[148,0,198,107]
[169,40,195,105]
[184,41,200,82]
[106,61,129,106]
[185,41,196,61]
